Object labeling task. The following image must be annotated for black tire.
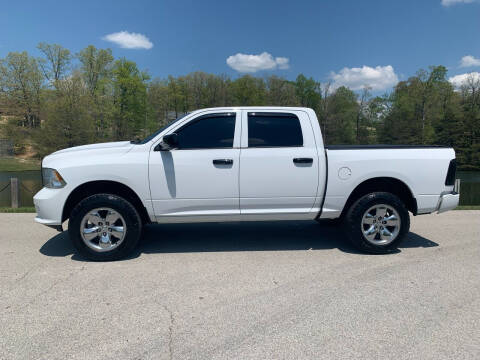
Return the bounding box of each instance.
[69,193,142,261]
[344,192,410,254]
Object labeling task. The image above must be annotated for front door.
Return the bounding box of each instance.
[149,111,241,221]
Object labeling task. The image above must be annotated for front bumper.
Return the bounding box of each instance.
[437,192,460,213]
[33,186,70,227]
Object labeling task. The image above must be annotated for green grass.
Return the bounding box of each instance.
[0,157,40,172]
[455,205,480,210]
[0,207,36,213]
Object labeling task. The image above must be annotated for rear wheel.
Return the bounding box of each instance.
[69,194,142,261]
[344,192,410,253]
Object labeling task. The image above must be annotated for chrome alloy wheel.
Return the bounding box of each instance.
[361,204,401,245]
[80,208,127,252]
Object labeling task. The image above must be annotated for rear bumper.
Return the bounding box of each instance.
[437,192,460,213]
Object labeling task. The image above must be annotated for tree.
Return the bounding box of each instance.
[380,66,450,145]
[37,42,71,84]
[148,78,170,129]
[326,86,358,144]
[356,86,371,143]
[318,82,333,144]
[166,75,184,119]
[265,76,299,106]
[295,74,321,110]
[365,95,391,144]
[77,45,115,139]
[0,51,43,128]
[35,73,95,156]
[77,45,114,96]
[460,73,480,147]
[456,73,480,169]
[230,75,266,105]
[416,66,449,144]
[112,58,149,140]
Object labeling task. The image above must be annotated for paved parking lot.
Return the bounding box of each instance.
[1,211,479,359]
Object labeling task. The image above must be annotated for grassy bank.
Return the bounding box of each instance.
[0,207,36,213]
[454,205,480,210]
[0,157,40,172]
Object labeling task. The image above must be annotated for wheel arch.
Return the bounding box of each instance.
[341,177,417,218]
[62,180,151,225]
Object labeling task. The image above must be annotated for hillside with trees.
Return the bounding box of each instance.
[1,43,479,169]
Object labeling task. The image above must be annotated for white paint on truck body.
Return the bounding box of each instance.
[34,106,459,227]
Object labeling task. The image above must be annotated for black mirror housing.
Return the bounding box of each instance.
[159,133,179,150]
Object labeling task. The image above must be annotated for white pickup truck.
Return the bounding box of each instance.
[34,107,459,260]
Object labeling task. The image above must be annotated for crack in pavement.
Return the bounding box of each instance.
[163,305,175,360]
[132,304,176,360]
[6,265,85,312]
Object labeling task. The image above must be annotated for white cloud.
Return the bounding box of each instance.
[329,65,399,91]
[449,72,480,88]
[460,55,480,68]
[102,31,153,49]
[441,0,477,6]
[226,52,290,73]
[275,57,290,70]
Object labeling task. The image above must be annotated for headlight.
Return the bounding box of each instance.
[42,168,66,188]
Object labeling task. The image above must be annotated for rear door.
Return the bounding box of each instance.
[239,110,319,215]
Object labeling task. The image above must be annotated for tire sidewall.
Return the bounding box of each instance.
[69,194,142,261]
[346,192,410,253]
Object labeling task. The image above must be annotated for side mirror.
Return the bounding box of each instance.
[158,133,178,151]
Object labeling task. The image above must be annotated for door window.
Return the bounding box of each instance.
[176,113,236,149]
[248,112,303,147]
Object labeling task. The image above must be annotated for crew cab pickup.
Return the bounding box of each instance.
[34,107,460,260]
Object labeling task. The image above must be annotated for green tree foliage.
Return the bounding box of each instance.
[147,78,170,129]
[380,66,450,145]
[35,74,95,157]
[230,75,266,105]
[265,76,299,106]
[1,43,479,170]
[0,51,43,128]
[37,43,71,83]
[325,87,358,144]
[77,45,114,96]
[295,74,321,109]
[455,74,480,169]
[112,59,149,140]
[77,45,115,140]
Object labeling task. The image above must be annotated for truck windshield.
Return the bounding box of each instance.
[139,114,189,144]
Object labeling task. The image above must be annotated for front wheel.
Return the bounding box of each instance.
[344,192,410,254]
[69,194,142,261]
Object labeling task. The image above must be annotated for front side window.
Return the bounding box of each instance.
[248,112,303,147]
[176,113,236,149]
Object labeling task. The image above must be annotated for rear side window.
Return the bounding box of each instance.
[248,112,303,147]
[176,113,235,149]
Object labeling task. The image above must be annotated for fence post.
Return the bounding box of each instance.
[11,178,19,208]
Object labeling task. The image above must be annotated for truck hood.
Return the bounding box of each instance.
[51,141,133,155]
[43,141,135,169]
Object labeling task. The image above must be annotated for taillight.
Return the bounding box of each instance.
[445,159,456,186]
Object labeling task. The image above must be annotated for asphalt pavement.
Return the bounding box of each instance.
[1,211,479,359]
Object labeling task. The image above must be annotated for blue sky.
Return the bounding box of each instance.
[2,0,480,91]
